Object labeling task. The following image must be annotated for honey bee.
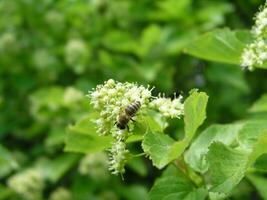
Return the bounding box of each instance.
[115,101,141,130]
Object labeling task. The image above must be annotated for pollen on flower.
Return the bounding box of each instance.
[149,95,184,118]
[108,141,130,175]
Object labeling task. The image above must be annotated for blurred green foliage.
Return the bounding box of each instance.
[1,0,267,199]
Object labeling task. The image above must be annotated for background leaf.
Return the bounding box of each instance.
[247,174,267,200]
[0,145,18,178]
[149,165,207,200]
[185,123,243,173]
[183,29,252,65]
[249,94,267,113]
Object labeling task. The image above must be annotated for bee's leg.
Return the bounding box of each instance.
[130,118,136,122]
[126,125,130,131]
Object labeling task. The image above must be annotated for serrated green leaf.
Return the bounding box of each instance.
[237,120,267,150]
[206,142,249,195]
[146,110,168,132]
[185,119,267,175]
[166,91,208,166]
[149,165,207,200]
[205,130,267,197]
[184,90,208,139]
[142,91,208,168]
[249,94,267,113]
[247,174,267,200]
[247,131,267,167]
[183,28,252,65]
[142,131,175,168]
[185,123,243,173]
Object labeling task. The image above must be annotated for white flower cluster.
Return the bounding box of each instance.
[89,79,184,175]
[150,95,184,118]
[108,141,129,175]
[241,2,267,70]
[89,79,152,174]
[78,152,109,180]
[0,32,17,53]
[63,87,83,105]
[89,79,152,136]
[253,3,267,37]
[65,38,91,74]
[7,168,45,200]
[49,187,72,200]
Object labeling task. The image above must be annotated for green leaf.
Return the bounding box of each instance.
[127,157,148,177]
[249,94,267,113]
[138,24,162,58]
[247,131,267,167]
[206,131,267,197]
[117,185,149,200]
[0,184,13,200]
[183,28,252,65]
[0,145,18,178]
[35,154,80,183]
[149,165,207,200]
[142,91,208,168]
[142,131,176,168]
[146,110,168,132]
[185,119,267,175]
[237,120,267,150]
[183,90,209,139]
[64,116,114,153]
[185,123,243,173]
[103,30,137,53]
[206,142,248,195]
[247,174,267,200]
[253,154,267,171]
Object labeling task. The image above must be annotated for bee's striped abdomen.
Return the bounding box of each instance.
[116,101,141,130]
[125,101,141,116]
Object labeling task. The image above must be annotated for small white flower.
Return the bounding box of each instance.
[108,141,129,175]
[149,95,184,118]
[49,188,72,200]
[63,87,83,105]
[8,168,45,200]
[241,2,267,70]
[78,152,109,180]
[65,38,91,74]
[241,47,257,70]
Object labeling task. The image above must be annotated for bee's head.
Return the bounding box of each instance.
[116,122,126,130]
